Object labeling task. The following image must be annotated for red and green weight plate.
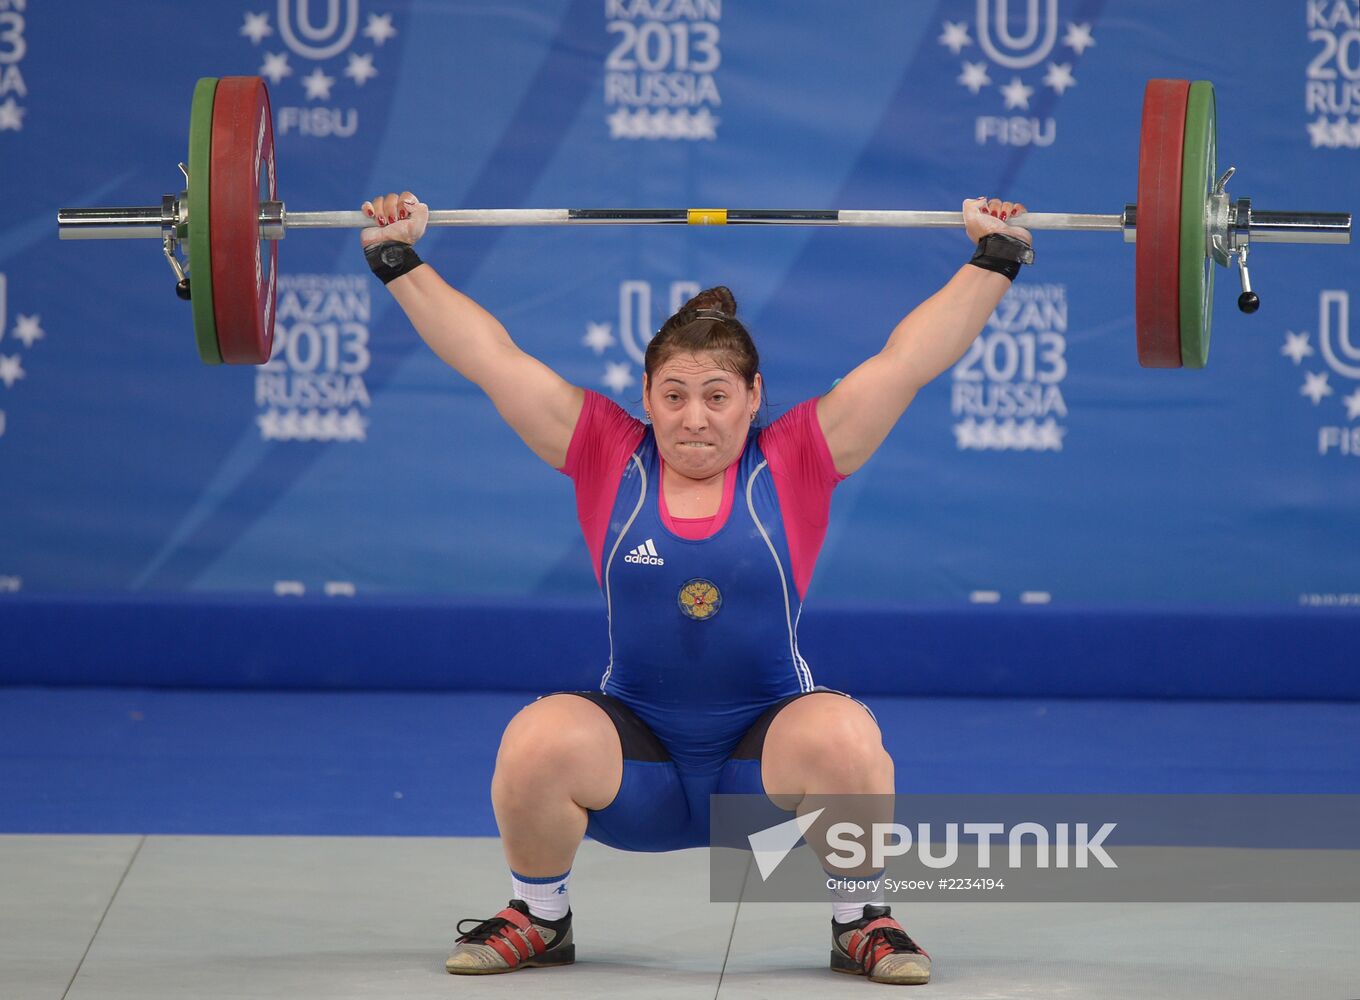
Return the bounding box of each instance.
[1135,78,1218,369]
[186,76,278,366]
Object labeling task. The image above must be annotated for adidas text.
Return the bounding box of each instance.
[625,539,665,566]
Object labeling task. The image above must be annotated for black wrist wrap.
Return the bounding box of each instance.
[968,232,1034,281]
[365,241,425,285]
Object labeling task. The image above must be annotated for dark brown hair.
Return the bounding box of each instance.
[643,286,760,390]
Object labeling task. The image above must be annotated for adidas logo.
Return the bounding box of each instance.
[624,538,665,566]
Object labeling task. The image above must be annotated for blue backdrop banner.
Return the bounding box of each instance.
[2,1,1358,693]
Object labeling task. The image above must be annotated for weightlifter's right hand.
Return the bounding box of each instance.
[360,191,428,248]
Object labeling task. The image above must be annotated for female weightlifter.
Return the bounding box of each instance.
[359,191,1032,985]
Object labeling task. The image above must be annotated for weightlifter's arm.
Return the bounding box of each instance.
[361,192,583,470]
[816,197,1032,476]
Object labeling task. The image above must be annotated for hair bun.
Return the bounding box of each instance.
[682,286,737,317]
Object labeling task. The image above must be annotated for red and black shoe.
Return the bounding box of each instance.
[830,904,931,985]
[445,899,575,974]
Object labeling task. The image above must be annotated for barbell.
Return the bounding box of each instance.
[57,76,1351,369]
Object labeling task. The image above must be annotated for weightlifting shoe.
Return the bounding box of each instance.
[446,899,574,974]
[830,904,931,985]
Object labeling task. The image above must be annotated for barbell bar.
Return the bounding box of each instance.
[56,76,1351,369]
[56,203,1347,240]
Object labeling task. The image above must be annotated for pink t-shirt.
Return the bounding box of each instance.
[558,391,846,600]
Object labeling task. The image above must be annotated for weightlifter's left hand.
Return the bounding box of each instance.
[963,196,1032,246]
[360,190,429,248]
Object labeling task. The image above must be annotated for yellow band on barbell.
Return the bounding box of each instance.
[687,209,728,225]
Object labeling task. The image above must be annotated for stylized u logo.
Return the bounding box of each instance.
[977,0,1058,69]
[1320,290,1360,379]
[277,0,360,60]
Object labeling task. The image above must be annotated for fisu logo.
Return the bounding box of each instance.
[242,0,398,138]
[940,0,1094,147]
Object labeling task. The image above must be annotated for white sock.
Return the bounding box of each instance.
[832,899,878,924]
[827,868,885,925]
[510,868,571,921]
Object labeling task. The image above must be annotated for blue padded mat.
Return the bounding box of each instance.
[2,689,1356,835]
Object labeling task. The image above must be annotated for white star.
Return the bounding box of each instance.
[1345,388,1360,421]
[1036,419,1066,451]
[1062,22,1096,55]
[938,21,972,55]
[1330,118,1356,148]
[340,409,368,441]
[240,11,273,45]
[1043,62,1076,95]
[259,52,292,86]
[1307,116,1333,148]
[583,322,615,355]
[318,411,343,440]
[302,67,336,101]
[0,355,25,389]
[1301,371,1333,405]
[607,107,634,139]
[958,61,991,95]
[1000,77,1034,110]
[11,315,43,349]
[364,12,398,45]
[953,418,980,450]
[0,98,24,131]
[687,108,719,140]
[257,409,283,440]
[345,52,378,86]
[1281,330,1314,365]
[602,361,634,395]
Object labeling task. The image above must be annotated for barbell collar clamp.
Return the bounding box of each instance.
[259,200,285,241]
[1209,168,1235,267]
[1233,197,1252,253]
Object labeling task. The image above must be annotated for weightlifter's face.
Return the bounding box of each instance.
[645,352,761,482]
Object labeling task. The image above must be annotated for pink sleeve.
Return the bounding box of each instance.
[758,398,847,601]
[559,390,646,585]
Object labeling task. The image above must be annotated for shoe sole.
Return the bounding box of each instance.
[446,944,576,975]
[830,948,930,985]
